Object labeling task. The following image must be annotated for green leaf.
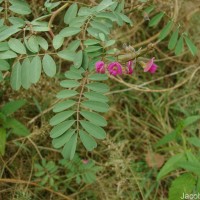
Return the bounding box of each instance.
[0,50,17,59]
[40,175,48,186]
[84,39,100,46]
[0,42,9,51]
[21,58,31,89]
[57,49,75,61]
[79,130,97,151]
[37,36,48,50]
[34,171,45,177]
[8,38,26,54]
[69,16,87,28]
[187,137,200,147]
[184,36,198,56]
[0,25,20,42]
[8,17,25,27]
[30,56,41,84]
[156,130,177,147]
[87,27,102,39]
[10,61,21,90]
[175,35,184,56]
[168,173,196,200]
[0,59,10,71]
[28,35,39,53]
[78,7,93,16]
[80,111,107,127]
[60,80,80,88]
[42,54,57,77]
[52,129,75,148]
[96,12,117,21]
[118,13,133,26]
[7,118,30,136]
[178,161,200,176]
[56,90,78,99]
[88,74,108,81]
[65,70,83,80]
[61,133,77,160]
[144,5,155,14]
[96,0,115,12]
[159,20,173,40]
[182,115,200,127]
[0,128,6,156]
[85,45,102,53]
[80,120,106,139]
[60,27,81,37]
[83,91,109,102]
[105,40,115,47]
[81,51,89,69]
[90,21,110,35]
[50,110,75,126]
[157,153,186,180]
[67,40,80,51]
[168,28,179,50]
[86,82,109,93]
[50,120,75,138]
[64,3,78,25]
[81,100,109,113]
[9,0,31,15]
[74,50,83,69]
[149,12,164,27]
[53,100,76,112]
[53,35,64,50]
[32,26,49,32]
[1,99,26,116]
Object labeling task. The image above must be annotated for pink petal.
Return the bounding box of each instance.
[144,57,155,72]
[149,64,158,74]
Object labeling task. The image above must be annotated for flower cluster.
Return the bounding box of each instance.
[95,57,158,76]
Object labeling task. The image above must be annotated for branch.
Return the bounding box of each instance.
[48,3,69,38]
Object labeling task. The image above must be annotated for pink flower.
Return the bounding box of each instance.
[126,61,134,75]
[107,62,122,76]
[82,159,89,164]
[144,57,158,74]
[95,61,105,74]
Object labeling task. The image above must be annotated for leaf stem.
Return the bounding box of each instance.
[76,72,88,132]
[48,2,69,38]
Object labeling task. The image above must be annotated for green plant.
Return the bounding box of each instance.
[34,154,100,191]
[0,99,29,155]
[0,1,199,198]
[156,116,200,198]
[0,0,197,160]
[34,159,59,190]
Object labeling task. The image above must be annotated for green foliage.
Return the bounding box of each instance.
[0,99,29,136]
[34,155,100,189]
[34,159,59,190]
[184,36,198,56]
[175,35,184,55]
[168,173,196,200]
[0,99,29,155]
[50,67,109,160]
[157,153,186,180]
[159,20,173,41]
[149,12,164,27]
[156,115,200,147]
[60,154,101,184]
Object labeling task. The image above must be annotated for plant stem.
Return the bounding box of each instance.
[48,2,69,38]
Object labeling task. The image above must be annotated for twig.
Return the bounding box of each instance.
[48,3,69,38]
